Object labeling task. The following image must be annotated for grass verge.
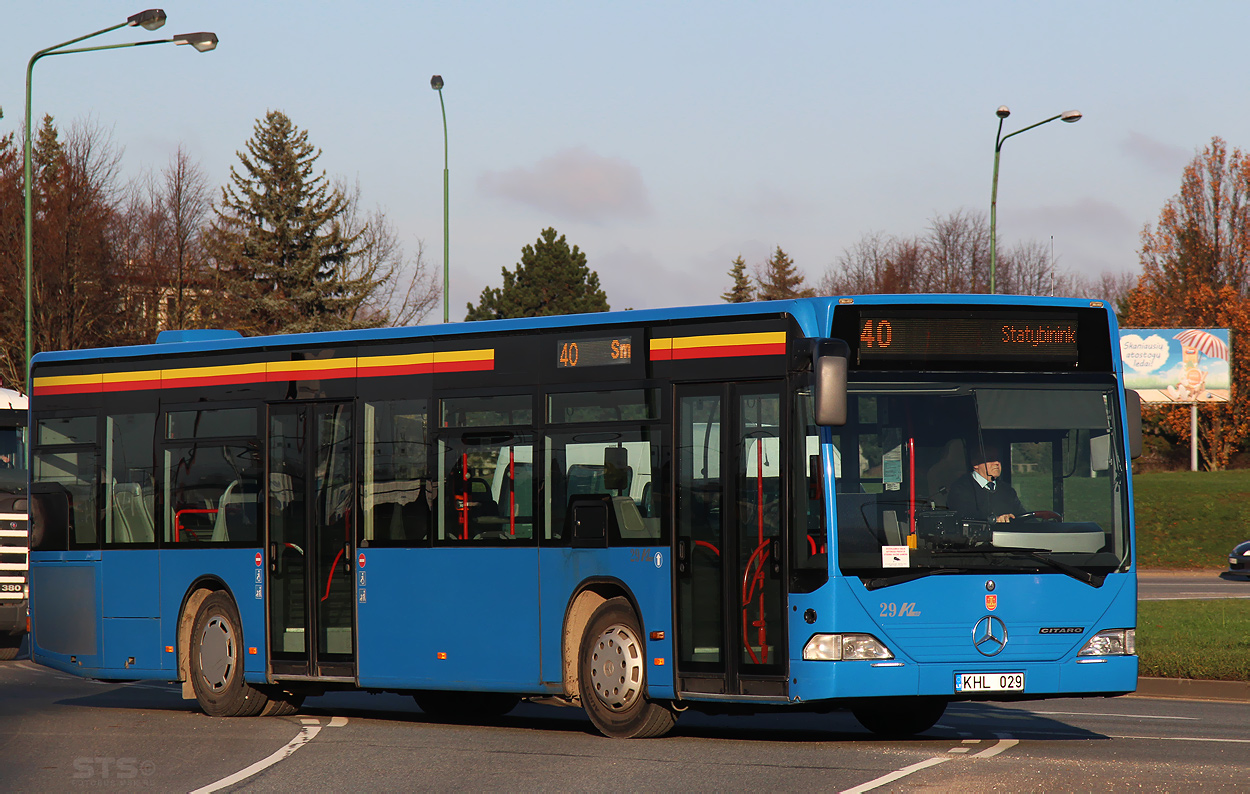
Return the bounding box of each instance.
[1137,599,1250,681]
[1133,470,1250,569]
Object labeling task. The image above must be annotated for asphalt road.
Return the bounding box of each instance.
[1138,569,1250,600]
[2,660,1247,792]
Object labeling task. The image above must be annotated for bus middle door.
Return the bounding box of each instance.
[267,402,356,680]
[675,382,788,699]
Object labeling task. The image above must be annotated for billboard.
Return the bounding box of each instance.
[1119,328,1231,404]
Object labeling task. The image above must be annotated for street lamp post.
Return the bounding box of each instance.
[989,105,1081,294]
[22,10,218,389]
[431,75,449,323]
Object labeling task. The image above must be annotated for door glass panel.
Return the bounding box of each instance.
[315,404,354,658]
[676,393,723,669]
[269,409,307,658]
[737,391,784,672]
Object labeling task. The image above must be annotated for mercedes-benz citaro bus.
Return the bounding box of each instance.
[27,295,1140,738]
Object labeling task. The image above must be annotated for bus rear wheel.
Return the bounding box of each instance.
[577,597,676,739]
[0,634,21,661]
[190,592,269,717]
[851,697,947,737]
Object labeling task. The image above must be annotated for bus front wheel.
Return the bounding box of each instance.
[851,697,947,737]
[577,597,676,739]
[190,592,268,717]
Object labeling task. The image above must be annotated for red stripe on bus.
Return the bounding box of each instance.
[265,367,356,382]
[432,359,494,373]
[32,383,101,396]
[355,363,436,378]
[160,372,270,390]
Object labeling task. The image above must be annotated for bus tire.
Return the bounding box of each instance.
[258,688,305,716]
[413,690,519,722]
[577,597,676,739]
[851,697,947,737]
[190,592,268,717]
[0,635,21,661]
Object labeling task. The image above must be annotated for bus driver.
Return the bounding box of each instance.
[946,443,1024,524]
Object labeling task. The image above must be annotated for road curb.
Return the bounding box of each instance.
[1131,676,1250,702]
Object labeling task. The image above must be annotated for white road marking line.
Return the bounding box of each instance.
[961,739,980,744]
[300,718,320,725]
[1109,735,1250,744]
[328,716,349,728]
[971,734,1019,759]
[1031,710,1199,721]
[189,724,322,794]
[839,757,951,794]
[947,747,970,754]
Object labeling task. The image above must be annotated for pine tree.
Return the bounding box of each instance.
[721,255,754,302]
[466,227,609,320]
[754,246,814,301]
[205,110,377,334]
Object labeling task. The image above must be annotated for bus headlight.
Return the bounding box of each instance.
[803,633,894,661]
[1078,628,1136,656]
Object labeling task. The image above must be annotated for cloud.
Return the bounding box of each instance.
[478,147,651,223]
[1014,197,1137,239]
[1120,132,1191,176]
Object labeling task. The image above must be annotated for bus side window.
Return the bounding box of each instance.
[362,400,432,547]
[438,434,534,544]
[33,416,98,549]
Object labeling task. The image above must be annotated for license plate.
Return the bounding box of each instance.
[955,672,1025,692]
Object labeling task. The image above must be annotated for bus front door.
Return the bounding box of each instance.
[267,402,357,679]
[675,383,788,698]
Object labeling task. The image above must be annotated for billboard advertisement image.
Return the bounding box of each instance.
[1119,328,1231,404]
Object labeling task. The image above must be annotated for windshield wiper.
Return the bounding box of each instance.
[980,546,1104,587]
[863,568,960,591]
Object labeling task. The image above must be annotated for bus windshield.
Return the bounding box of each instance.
[834,377,1130,584]
[0,412,27,493]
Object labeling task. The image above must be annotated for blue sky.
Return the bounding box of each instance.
[3,1,1246,318]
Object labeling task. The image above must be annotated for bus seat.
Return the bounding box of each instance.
[270,473,295,511]
[882,510,903,546]
[612,496,657,540]
[401,495,431,542]
[111,482,155,544]
[212,481,240,543]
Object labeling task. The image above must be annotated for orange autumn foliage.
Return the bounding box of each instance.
[1123,137,1250,470]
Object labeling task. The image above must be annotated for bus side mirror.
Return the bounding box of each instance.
[814,339,849,427]
[1125,389,1142,460]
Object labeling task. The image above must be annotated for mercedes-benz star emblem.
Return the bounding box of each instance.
[973,616,1008,656]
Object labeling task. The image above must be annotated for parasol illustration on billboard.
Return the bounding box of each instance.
[1119,327,1231,404]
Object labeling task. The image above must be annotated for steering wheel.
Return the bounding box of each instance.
[1015,510,1062,522]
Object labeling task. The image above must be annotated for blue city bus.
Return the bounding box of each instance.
[27,295,1140,738]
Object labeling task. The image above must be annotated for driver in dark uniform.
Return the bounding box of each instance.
[946,444,1024,524]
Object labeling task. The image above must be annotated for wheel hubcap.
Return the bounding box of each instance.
[589,624,643,711]
[199,615,236,693]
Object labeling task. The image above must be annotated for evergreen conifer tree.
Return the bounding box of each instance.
[722,255,754,302]
[466,227,609,320]
[755,246,814,301]
[205,110,376,334]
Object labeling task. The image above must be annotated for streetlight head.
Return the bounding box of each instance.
[173,32,218,52]
[128,9,167,31]
[431,75,444,91]
[996,106,1011,119]
[1061,109,1082,123]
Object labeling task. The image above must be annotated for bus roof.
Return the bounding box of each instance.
[29,293,1112,365]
